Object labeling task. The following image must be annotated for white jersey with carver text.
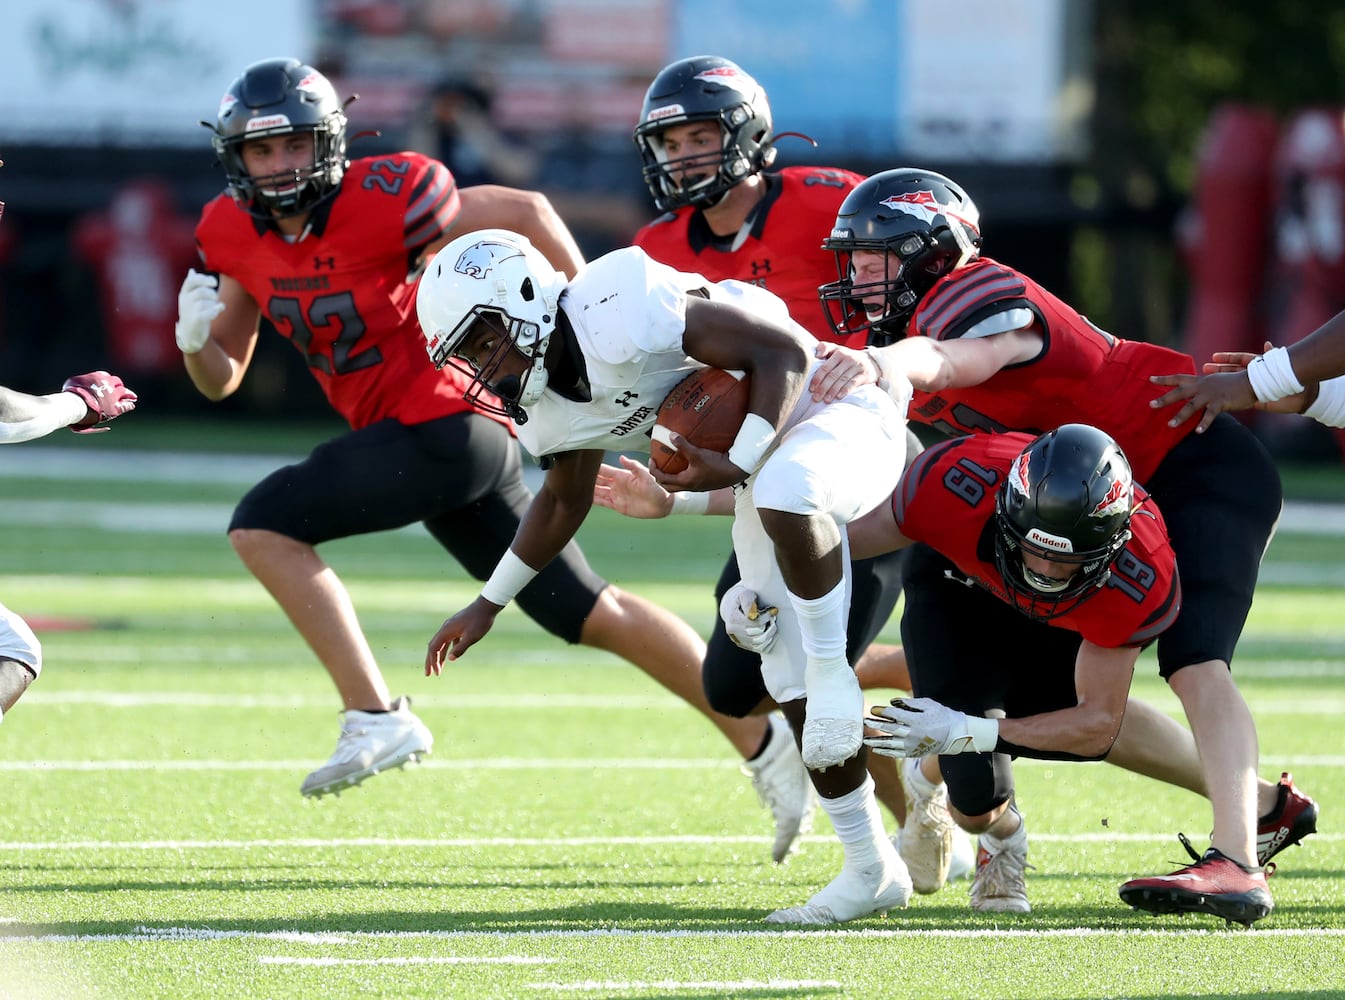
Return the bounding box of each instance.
[514,246,817,460]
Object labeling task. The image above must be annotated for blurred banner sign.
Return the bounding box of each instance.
[674,0,1090,163]
[0,0,314,146]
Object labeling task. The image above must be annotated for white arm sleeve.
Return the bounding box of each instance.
[0,602,41,676]
[961,307,1035,340]
[0,392,85,444]
[1304,375,1345,427]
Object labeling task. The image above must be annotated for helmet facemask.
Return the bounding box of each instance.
[633,56,776,213]
[820,168,982,346]
[216,118,347,219]
[416,229,567,427]
[991,425,1136,621]
[637,110,772,212]
[820,232,941,346]
[210,58,350,220]
[433,306,551,425]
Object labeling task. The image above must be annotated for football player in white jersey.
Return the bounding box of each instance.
[0,375,138,723]
[416,229,915,924]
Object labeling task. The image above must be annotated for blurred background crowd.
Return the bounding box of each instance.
[3,0,1345,461]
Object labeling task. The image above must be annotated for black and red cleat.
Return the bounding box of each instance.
[1257,772,1318,866]
[1120,847,1273,927]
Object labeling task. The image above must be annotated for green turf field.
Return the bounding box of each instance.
[0,428,1342,999]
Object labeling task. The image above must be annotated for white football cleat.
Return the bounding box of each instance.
[741,713,816,862]
[896,756,957,894]
[800,660,864,769]
[970,820,1032,913]
[765,852,913,924]
[301,695,433,797]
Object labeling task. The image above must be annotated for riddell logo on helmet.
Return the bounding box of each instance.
[246,115,292,132]
[1026,528,1072,553]
[647,105,685,122]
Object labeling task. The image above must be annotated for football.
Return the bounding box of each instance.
[650,367,751,475]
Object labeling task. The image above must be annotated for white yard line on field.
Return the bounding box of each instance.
[4,754,1344,773]
[1,925,1343,943]
[529,981,843,992]
[3,445,1345,537]
[0,832,1340,852]
[257,956,556,967]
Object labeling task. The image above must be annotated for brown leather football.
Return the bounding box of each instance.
[650,367,751,474]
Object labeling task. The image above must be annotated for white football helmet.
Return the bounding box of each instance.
[416,229,567,423]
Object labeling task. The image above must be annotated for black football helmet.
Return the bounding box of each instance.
[210,58,349,219]
[993,424,1136,620]
[633,55,776,212]
[819,168,982,345]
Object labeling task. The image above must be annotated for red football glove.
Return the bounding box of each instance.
[61,371,138,433]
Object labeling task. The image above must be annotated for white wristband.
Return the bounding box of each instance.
[965,714,1000,754]
[480,549,538,607]
[726,412,776,474]
[1246,346,1304,403]
[669,491,710,516]
[1304,374,1345,427]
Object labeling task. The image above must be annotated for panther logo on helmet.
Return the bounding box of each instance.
[454,240,514,280]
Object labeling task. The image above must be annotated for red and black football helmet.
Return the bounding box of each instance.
[210,58,349,219]
[819,168,982,345]
[993,423,1136,620]
[633,55,776,213]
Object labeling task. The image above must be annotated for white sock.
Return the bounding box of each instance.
[788,579,848,670]
[818,775,888,868]
[904,757,940,796]
[982,804,1026,852]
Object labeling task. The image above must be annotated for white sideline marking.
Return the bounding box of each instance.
[0,758,736,772]
[19,687,1345,710]
[258,956,554,967]
[0,832,1340,852]
[530,981,841,992]
[5,753,1345,773]
[2,925,1343,943]
[23,692,680,710]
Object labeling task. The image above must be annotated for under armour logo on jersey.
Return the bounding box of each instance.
[314,256,336,269]
[614,391,639,408]
[750,259,772,277]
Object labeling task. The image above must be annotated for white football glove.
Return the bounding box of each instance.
[864,697,1000,758]
[175,268,225,354]
[719,581,779,655]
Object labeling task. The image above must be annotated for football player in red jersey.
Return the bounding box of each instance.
[810,167,1311,923]
[178,59,810,849]
[631,56,921,843]
[594,423,1303,922]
